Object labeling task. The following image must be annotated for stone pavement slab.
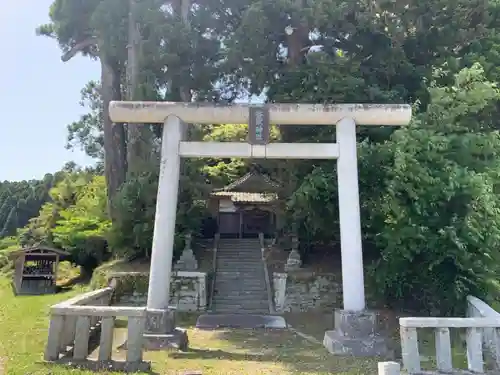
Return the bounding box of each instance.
[196,314,287,329]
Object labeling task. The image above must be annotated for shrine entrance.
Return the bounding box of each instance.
[241,208,272,238]
[109,101,411,353]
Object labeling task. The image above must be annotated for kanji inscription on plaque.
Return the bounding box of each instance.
[248,106,270,145]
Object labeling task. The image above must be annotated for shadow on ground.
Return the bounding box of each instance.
[167,326,379,374]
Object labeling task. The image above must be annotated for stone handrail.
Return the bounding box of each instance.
[259,232,275,314]
[400,316,500,374]
[467,296,500,369]
[44,288,149,371]
[208,233,220,311]
[50,287,113,353]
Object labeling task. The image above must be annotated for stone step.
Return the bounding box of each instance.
[213,304,269,311]
[213,297,268,304]
[213,290,268,296]
[216,272,264,276]
[217,252,261,256]
[215,280,264,284]
[214,281,265,286]
[215,273,265,278]
[218,247,260,250]
[215,280,265,284]
[219,244,260,247]
[216,261,262,265]
[213,307,269,314]
[219,238,260,243]
[214,287,267,299]
[213,296,268,302]
[213,302,268,307]
[216,271,263,274]
[218,253,260,256]
[218,254,260,256]
[214,284,266,289]
[215,276,265,281]
[216,272,265,277]
[213,301,269,308]
[215,281,265,287]
[215,278,266,289]
[217,251,262,259]
[217,258,261,261]
[216,266,263,271]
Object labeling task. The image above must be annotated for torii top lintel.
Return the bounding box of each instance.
[109,101,412,127]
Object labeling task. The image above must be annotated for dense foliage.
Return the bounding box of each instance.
[2,0,500,314]
[0,173,65,237]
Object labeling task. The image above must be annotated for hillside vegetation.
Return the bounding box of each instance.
[2,0,500,317]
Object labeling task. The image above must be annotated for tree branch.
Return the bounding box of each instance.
[61,37,98,62]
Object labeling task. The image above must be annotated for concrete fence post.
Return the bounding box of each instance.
[378,361,401,375]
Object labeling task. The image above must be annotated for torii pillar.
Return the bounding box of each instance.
[109,101,411,355]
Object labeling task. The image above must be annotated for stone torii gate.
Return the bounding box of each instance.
[109,101,411,355]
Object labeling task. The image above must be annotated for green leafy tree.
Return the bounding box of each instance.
[52,176,111,274]
[369,64,500,314]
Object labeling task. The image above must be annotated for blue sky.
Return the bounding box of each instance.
[0,0,99,181]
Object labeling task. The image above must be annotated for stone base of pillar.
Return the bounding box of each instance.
[143,308,189,352]
[145,308,176,333]
[323,309,392,357]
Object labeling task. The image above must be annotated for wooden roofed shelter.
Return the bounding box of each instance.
[208,167,283,239]
[9,246,70,295]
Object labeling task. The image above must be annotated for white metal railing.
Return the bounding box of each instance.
[400,317,500,374]
[208,233,220,311]
[259,232,275,314]
[44,288,149,370]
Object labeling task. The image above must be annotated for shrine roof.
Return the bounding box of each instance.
[8,245,70,260]
[211,191,278,204]
[215,166,282,192]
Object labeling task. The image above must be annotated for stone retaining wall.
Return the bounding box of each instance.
[272,271,341,312]
[109,271,207,312]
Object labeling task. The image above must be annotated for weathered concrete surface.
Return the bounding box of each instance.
[467,295,500,370]
[323,310,392,357]
[109,101,412,126]
[145,308,176,334]
[142,308,189,352]
[143,328,189,351]
[195,314,287,329]
[273,272,341,313]
[111,271,207,312]
[378,362,400,375]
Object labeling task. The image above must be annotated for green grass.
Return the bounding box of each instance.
[0,277,91,375]
[0,275,382,375]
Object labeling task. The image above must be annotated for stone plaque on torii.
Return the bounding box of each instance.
[248,105,270,145]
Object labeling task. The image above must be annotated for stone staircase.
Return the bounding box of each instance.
[212,238,270,314]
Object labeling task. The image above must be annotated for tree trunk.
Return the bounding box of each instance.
[281,0,309,209]
[126,0,152,175]
[285,0,309,67]
[59,37,127,220]
[101,56,127,220]
[171,0,192,139]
